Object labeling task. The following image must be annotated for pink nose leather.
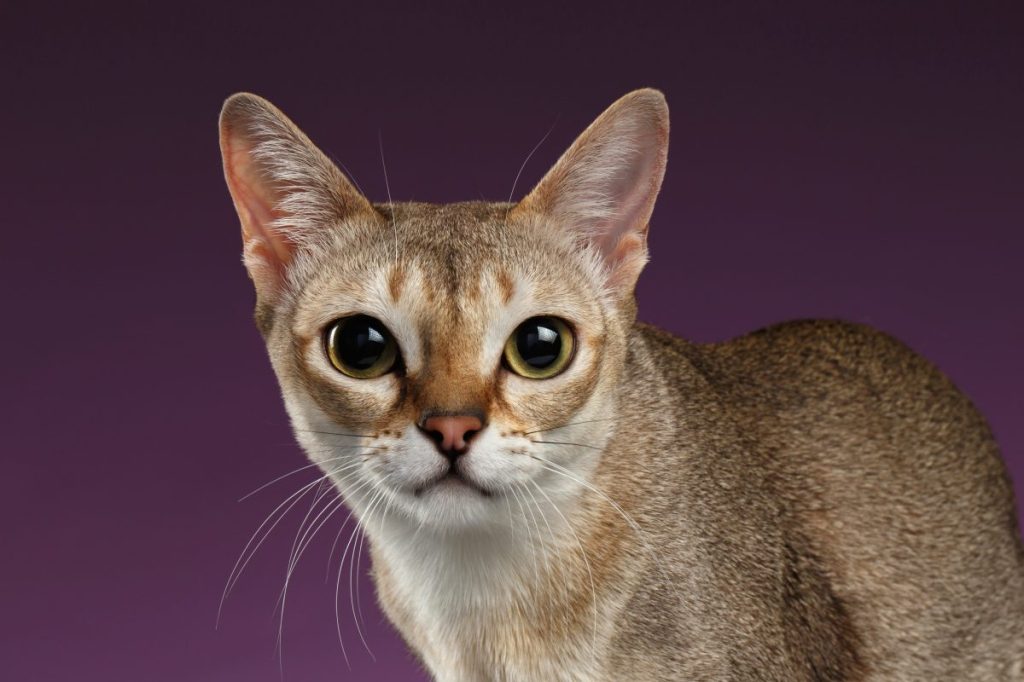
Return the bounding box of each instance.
[421,415,483,453]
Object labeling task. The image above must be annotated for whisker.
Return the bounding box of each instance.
[282,472,381,668]
[218,459,368,628]
[292,497,347,578]
[504,121,558,221]
[355,480,396,652]
[325,477,377,581]
[219,473,333,626]
[522,417,620,436]
[335,515,364,666]
[378,130,399,264]
[522,481,555,578]
[324,476,379,670]
[530,456,682,608]
[532,439,604,451]
[335,486,381,661]
[334,156,369,199]
[354,489,382,643]
[503,486,516,541]
[275,476,347,661]
[292,428,379,440]
[510,483,542,585]
[239,452,365,502]
[348,477,387,630]
[530,479,599,662]
[274,491,328,664]
[285,479,352,582]
[345,485,390,660]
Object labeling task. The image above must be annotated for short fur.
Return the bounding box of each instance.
[219,89,1024,681]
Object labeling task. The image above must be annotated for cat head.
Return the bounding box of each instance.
[219,90,668,532]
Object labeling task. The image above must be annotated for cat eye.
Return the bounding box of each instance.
[503,316,575,379]
[325,315,399,379]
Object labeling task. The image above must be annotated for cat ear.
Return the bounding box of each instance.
[514,89,669,298]
[219,92,374,301]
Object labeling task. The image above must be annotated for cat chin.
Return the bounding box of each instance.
[385,481,512,533]
[413,471,493,498]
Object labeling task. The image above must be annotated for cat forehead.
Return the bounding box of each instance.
[300,200,602,298]
[374,201,536,265]
[285,201,608,345]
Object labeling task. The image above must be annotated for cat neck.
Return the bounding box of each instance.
[364,482,637,680]
[368,488,596,610]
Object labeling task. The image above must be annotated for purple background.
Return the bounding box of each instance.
[2,2,1021,680]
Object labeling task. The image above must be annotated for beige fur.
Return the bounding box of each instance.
[219,89,1024,681]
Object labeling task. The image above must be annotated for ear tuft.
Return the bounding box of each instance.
[219,93,372,301]
[514,89,669,298]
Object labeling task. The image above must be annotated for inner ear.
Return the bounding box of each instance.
[219,92,376,302]
[512,89,669,296]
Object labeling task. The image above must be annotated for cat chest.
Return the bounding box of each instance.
[374,556,604,681]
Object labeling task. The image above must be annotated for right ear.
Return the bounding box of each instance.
[219,93,374,303]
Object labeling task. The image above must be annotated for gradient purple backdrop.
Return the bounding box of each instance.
[2,2,1022,680]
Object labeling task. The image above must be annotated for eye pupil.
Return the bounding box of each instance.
[516,319,562,368]
[504,316,573,378]
[326,315,397,377]
[345,322,385,369]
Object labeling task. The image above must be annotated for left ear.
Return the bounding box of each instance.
[513,89,669,298]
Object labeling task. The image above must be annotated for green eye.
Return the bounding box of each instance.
[503,316,574,379]
[325,315,399,379]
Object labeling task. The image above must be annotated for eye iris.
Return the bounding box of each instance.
[516,319,562,368]
[327,315,396,377]
[504,316,574,379]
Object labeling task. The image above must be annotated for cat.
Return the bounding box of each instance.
[218,88,1024,681]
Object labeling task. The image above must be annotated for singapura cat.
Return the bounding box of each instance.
[218,89,1024,681]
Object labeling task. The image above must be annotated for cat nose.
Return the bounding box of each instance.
[419,414,484,458]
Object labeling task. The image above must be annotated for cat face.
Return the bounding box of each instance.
[220,90,668,531]
[269,203,626,529]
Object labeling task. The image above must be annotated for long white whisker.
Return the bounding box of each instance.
[503,487,516,540]
[218,462,356,627]
[335,498,372,668]
[531,479,599,662]
[352,503,374,635]
[339,489,380,659]
[286,479,332,576]
[324,476,379,669]
[238,454,352,502]
[325,476,378,581]
[273,462,367,590]
[510,483,542,585]
[522,481,554,578]
[532,457,681,607]
[350,481,393,660]
[274,478,338,664]
[286,475,359,583]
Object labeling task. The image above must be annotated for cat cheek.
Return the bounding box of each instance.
[500,361,601,430]
[292,352,407,429]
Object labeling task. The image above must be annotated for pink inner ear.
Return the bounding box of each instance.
[515,90,668,296]
[224,142,295,267]
[589,127,663,265]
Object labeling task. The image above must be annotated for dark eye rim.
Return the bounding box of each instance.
[323,314,404,379]
[502,315,577,379]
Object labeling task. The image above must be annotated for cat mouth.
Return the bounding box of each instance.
[413,468,492,498]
